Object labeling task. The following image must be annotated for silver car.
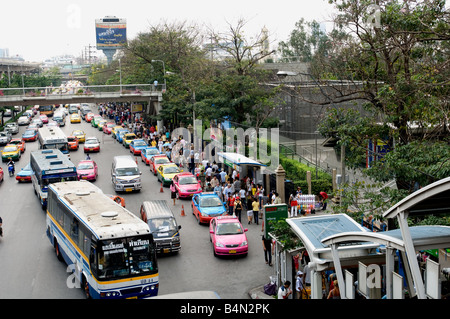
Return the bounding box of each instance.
[4,122,19,134]
[0,131,12,145]
[17,116,30,126]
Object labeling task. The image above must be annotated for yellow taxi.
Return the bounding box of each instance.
[2,145,21,162]
[72,130,86,143]
[70,113,81,123]
[122,133,137,148]
[156,163,182,186]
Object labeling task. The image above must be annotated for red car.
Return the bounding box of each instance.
[149,154,171,175]
[39,114,49,124]
[8,138,26,154]
[173,172,202,199]
[85,112,94,122]
[67,136,79,151]
[0,166,3,182]
[102,122,116,134]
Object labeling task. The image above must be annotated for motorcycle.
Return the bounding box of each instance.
[8,164,14,177]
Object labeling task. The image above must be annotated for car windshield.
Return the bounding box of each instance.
[146,149,159,155]
[164,166,180,174]
[125,135,136,140]
[155,158,170,164]
[179,176,198,185]
[96,235,157,280]
[78,163,94,170]
[85,139,98,144]
[116,167,139,176]
[3,146,16,152]
[24,130,35,135]
[148,218,177,233]
[134,141,146,146]
[216,222,244,235]
[200,197,223,207]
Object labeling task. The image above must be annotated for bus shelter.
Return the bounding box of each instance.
[322,176,450,299]
[217,152,267,183]
[283,214,383,299]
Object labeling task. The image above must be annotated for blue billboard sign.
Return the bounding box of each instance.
[95,20,127,49]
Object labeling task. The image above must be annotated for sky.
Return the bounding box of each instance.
[1,0,336,62]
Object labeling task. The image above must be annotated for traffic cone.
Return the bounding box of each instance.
[181,205,186,217]
[160,182,164,193]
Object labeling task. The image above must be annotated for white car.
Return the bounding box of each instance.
[0,131,12,145]
[4,122,19,134]
[83,137,100,153]
[17,116,30,126]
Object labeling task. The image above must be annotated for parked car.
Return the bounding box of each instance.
[149,154,171,175]
[102,122,116,134]
[192,192,227,224]
[141,147,161,165]
[4,122,19,134]
[122,133,137,148]
[76,160,98,181]
[156,163,182,186]
[209,216,248,257]
[129,139,148,155]
[173,172,202,199]
[0,131,12,145]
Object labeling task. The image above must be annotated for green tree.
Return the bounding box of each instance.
[310,0,449,192]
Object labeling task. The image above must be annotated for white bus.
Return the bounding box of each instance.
[38,126,70,157]
[30,149,77,209]
[46,181,159,299]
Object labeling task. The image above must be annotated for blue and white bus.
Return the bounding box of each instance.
[38,126,70,158]
[30,149,77,209]
[46,181,159,299]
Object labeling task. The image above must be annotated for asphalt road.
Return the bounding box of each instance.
[0,109,274,299]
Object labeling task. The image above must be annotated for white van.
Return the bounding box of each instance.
[111,155,142,192]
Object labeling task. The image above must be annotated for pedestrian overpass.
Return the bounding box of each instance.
[0,83,164,116]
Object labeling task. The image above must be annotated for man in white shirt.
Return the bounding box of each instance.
[277,281,292,299]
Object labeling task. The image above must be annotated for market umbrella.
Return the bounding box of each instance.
[320,191,328,199]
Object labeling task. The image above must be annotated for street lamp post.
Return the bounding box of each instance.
[151,59,166,90]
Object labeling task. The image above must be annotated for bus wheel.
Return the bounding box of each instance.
[82,276,91,299]
[54,239,63,261]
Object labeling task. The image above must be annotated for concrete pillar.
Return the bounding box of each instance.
[275,164,286,203]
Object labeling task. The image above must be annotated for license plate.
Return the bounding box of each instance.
[125,188,132,192]
[229,250,236,254]
[20,178,25,181]
[163,248,170,253]
[82,176,87,180]
[127,296,138,299]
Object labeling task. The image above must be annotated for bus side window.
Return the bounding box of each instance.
[89,244,97,276]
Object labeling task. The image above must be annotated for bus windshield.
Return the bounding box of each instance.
[43,143,69,153]
[96,235,157,280]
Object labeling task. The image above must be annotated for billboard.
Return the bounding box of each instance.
[95,17,127,49]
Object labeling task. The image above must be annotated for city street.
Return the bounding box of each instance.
[0,110,274,299]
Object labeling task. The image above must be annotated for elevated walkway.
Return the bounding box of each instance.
[0,84,164,107]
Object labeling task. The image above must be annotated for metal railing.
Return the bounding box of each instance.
[0,83,166,97]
